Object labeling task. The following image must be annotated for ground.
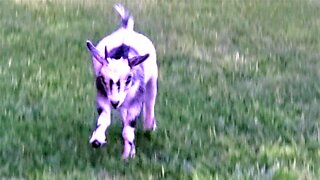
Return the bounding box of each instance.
[1,0,320,179]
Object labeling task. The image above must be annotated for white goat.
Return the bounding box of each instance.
[86,4,158,159]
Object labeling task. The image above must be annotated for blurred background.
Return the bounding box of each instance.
[1,0,320,179]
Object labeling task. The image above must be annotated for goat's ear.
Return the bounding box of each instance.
[128,54,149,68]
[86,40,108,65]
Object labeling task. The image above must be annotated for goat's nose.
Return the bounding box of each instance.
[111,101,119,108]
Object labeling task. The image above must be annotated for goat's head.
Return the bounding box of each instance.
[86,40,149,108]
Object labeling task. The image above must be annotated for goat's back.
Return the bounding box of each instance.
[92,28,158,83]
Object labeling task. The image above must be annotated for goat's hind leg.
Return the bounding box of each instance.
[143,78,157,131]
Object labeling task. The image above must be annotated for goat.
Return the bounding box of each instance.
[85,4,158,159]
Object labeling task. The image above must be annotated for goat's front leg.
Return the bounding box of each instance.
[120,107,140,159]
[89,105,111,148]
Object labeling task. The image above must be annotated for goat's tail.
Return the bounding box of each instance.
[114,3,134,31]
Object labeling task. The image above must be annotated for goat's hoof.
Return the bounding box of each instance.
[122,145,136,160]
[129,148,136,158]
[122,154,129,160]
[122,152,135,160]
[91,140,102,148]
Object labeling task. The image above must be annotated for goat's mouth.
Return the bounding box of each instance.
[111,101,120,109]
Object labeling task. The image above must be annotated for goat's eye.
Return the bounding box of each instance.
[126,75,132,86]
[116,80,121,91]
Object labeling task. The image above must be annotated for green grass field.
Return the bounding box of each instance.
[1,0,320,179]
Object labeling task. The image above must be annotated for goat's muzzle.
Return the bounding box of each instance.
[111,101,120,109]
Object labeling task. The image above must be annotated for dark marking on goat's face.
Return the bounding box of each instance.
[109,79,114,90]
[96,76,108,97]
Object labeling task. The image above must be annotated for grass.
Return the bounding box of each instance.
[1,0,320,179]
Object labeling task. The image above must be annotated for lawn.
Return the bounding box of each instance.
[1,0,320,179]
